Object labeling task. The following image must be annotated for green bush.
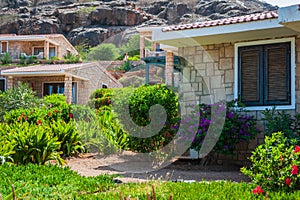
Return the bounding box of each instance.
[118,75,145,87]
[118,34,151,59]
[0,122,63,165]
[0,82,41,121]
[116,84,178,152]
[87,43,119,61]
[50,121,84,156]
[241,132,300,192]
[88,88,113,109]
[63,53,81,63]
[0,52,12,65]
[263,108,300,142]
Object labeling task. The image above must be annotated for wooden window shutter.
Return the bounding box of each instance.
[238,46,263,106]
[264,43,291,105]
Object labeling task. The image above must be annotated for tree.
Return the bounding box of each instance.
[86,43,119,61]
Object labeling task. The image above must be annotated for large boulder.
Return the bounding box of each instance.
[90,6,150,26]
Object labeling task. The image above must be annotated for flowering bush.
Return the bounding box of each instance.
[175,101,258,154]
[241,132,300,192]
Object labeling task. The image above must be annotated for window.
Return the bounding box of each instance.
[0,79,6,92]
[33,47,44,55]
[102,83,108,88]
[1,42,7,53]
[237,40,292,108]
[43,82,77,103]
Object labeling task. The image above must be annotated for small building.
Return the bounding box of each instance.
[0,34,78,60]
[149,4,300,163]
[0,62,122,104]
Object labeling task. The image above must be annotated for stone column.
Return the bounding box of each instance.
[44,41,49,59]
[152,42,157,52]
[7,76,14,89]
[64,74,72,104]
[165,51,174,86]
[140,36,145,59]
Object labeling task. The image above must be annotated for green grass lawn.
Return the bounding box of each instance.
[0,164,299,200]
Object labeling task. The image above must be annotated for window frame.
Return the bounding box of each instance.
[234,37,295,111]
[43,81,78,104]
[0,78,6,92]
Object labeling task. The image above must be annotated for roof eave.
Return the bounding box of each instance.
[1,71,66,76]
[153,19,282,44]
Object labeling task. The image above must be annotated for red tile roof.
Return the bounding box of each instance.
[162,11,278,32]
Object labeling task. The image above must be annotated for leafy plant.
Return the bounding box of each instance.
[1,122,63,165]
[88,88,113,109]
[0,82,41,121]
[63,53,81,64]
[118,34,151,59]
[262,108,300,142]
[50,121,84,156]
[241,132,300,192]
[115,84,178,153]
[0,53,12,65]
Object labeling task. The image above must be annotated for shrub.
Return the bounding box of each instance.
[262,108,300,142]
[87,43,118,61]
[0,82,41,121]
[0,128,15,164]
[118,75,145,87]
[0,52,12,65]
[119,60,131,72]
[0,122,63,165]
[116,84,178,152]
[43,94,68,108]
[63,53,81,64]
[176,100,258,154]
[50,121,84,156]
[241,132,300,192]
[4,106,72,125]
[88,88,113,109]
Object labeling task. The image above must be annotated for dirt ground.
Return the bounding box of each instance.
[65,153,251,183]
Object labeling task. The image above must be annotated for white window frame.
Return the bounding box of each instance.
[234,37,296,111]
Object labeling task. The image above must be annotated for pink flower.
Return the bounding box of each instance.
[69,113,73,118]
[37,120,42,125]
[253,185,264,195]
[285,178,291,186]
[292,165,298,175]
[294,145,300,153]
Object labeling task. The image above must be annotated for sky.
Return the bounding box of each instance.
[261,0,300,7]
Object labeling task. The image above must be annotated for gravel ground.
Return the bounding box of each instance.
[65,153,251,183]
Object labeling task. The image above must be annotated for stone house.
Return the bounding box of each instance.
[0,34,78,60]
[0,62,122,105]
[149,4,300,164]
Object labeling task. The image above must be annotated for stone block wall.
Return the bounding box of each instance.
[178,37,300,165]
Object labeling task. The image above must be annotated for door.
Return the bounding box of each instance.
[49,47,56,59]
[1,42,7,53]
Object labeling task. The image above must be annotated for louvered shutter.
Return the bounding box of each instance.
[238,46,263,106]
[265,43,291,105]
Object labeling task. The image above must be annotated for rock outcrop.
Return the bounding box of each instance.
[0,0,278,47]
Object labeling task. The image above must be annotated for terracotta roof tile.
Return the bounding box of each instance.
[162,11,278,32]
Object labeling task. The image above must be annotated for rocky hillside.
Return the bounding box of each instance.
[0,0,277,47]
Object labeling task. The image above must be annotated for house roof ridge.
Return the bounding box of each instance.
[162,10,279,32]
